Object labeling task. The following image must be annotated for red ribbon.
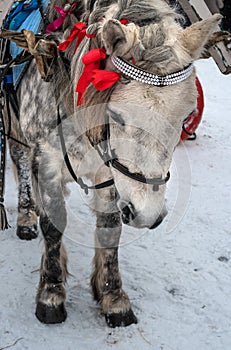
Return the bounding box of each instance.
[73,18,130,104]
[58,18,128,52]
[58,21,86,51]
[76,48,120,105]
[92,70,120,91]
[58,21,94,52]
[46,3,77,34]
[76,48,106,104]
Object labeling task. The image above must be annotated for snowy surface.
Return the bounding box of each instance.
[1,4,231,350]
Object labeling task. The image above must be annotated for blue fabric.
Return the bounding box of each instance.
[4,0,50,88]
[4,75,14,84]
[4,1,39,30]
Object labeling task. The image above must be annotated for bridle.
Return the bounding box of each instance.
[59,53,196,195]
[58,108,170,195]
[94,113,170,192]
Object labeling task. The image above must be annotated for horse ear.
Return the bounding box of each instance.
[102,19,142,58]
[178,14,222,59]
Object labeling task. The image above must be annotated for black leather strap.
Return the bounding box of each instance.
[57,106,114,195]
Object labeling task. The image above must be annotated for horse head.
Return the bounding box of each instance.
[74,0,221,229]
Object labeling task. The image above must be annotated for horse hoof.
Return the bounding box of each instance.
[35,301,67,324]
[17,225,38,240]
[105,308,138,328]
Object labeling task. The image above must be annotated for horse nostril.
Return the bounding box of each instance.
[149,216,163,230]
[121,202,135,224]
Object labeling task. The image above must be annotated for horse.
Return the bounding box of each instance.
[1,0,221,327]
[1,0,84,239]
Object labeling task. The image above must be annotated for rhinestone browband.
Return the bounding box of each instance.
[111,56,194,86]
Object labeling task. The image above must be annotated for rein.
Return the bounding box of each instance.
[57,106,114,195]
[0,89,10,229]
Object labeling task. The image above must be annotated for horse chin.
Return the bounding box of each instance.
[121,217,165,230]
[121,217,152,229]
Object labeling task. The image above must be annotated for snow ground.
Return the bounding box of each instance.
[1,4,231,350]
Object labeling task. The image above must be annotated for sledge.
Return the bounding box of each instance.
[178,0,231,74]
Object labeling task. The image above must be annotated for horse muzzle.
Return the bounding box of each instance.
[118,200,167,229]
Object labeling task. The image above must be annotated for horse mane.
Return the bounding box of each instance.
[39,1,87,117]
[118,0,178,25]
[87,0,181,25]
[83,85,116,145]
[84,0,183,74]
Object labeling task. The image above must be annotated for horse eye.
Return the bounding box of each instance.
[108,110,125,126]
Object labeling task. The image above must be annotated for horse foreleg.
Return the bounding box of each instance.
[9,141,38,240]
[91,211,137,328]
[35,164,68,324]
